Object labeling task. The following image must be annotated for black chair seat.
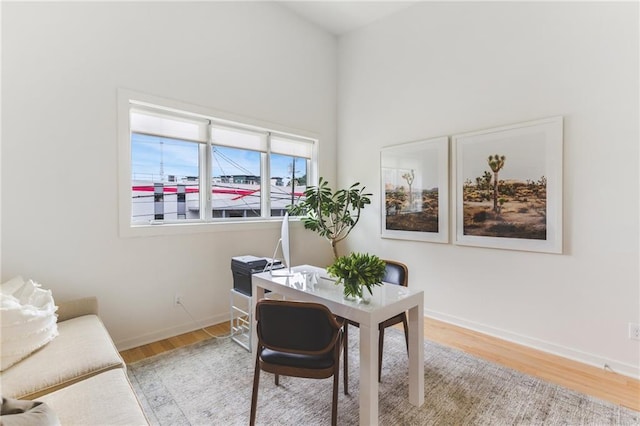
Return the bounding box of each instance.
[261,348,335,369]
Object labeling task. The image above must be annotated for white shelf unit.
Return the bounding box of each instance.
[230,289,251,351]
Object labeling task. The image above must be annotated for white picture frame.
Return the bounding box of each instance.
[452,116,563,253]
[381,136,449,243]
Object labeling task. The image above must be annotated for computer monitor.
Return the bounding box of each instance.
[270,212,294,276]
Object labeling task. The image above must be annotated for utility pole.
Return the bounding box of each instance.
[290,158,296,205]
[159,140,164,181]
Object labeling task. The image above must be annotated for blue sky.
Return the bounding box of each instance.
[131,133,305,181]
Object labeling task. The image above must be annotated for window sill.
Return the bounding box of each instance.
[120,217,297,238]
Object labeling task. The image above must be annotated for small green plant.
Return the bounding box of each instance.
[327,252,386,299]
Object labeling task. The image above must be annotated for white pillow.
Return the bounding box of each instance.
[1,278,59,371]
[0,276,27,296]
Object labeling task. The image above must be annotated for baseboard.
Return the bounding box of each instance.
[425,309,640,380]
[115,312,230,351]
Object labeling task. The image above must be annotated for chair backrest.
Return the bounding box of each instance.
[382,260,408,287]
[256,300,341,354]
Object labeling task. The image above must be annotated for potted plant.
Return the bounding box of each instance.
[287,177,372,259]
[327,252,386,301]
[288,177,382,299]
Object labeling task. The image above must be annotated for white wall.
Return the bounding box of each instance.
[1,2,336,348]
[338,2,639,376]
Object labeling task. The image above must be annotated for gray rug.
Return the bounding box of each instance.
[127,329,639,425]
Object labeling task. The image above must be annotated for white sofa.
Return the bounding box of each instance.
[1,297,148,425]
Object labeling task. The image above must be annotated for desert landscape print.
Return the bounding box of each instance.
[382,142,442,234]
[460,131,548,240]
[381,137,448,242]
[385,171,439,233]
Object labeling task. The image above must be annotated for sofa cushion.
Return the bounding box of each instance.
[1,315,125,399]
[1,278,59,371]
[38,369,148,426]
[56,297,98,322]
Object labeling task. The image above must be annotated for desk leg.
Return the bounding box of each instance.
[407,302,424,406]
[250,285,265,362]
[359,323,378,426]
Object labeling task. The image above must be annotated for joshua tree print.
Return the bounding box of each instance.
[402,169,415,208]
[488,154,506,213]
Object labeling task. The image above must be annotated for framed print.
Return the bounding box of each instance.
[452,116,563,253]
[381,136,449,243]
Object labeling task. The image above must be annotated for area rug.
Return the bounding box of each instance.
[127,329,639,425]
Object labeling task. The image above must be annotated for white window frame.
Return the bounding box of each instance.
[117,89,318,237]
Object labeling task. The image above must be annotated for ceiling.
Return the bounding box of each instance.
[279,1,417,36]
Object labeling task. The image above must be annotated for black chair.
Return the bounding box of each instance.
[250,299,346,426]
[343,260,409,384]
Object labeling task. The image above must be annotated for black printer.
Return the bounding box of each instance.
[231,255,283,296]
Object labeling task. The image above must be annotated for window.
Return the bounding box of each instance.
[269,136,311,217]
[119,90,317,234]
[131,133,200,221]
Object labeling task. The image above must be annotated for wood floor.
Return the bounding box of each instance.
[120,317,640,412]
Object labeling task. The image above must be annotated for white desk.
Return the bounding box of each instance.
[251,264,424,426]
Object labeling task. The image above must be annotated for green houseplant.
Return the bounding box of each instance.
[288,177,382,299]
[327,252,386,300]
[287,177,372,260]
